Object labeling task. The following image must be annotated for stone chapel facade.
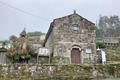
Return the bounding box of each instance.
[44,12,96,64]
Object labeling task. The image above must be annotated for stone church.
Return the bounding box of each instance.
[44,11,96,64]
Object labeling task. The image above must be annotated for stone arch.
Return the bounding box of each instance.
[70,44,82,51]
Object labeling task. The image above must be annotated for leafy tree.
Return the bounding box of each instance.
[9,35,17,42]
[7,35,34,63]
[96,28,104,38]
[97,15,120,37]
[96,42,106,49]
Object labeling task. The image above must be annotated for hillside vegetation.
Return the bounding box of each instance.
[96,38,120,63]
[96,15,120,63]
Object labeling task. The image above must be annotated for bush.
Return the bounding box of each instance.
[96,42,106,49]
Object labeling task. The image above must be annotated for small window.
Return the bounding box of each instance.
[71,24,80,32]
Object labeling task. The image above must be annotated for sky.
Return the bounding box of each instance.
[0,0,120,40]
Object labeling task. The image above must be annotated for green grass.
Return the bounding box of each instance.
[104,47,120,61]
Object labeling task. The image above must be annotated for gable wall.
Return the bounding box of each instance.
[45,14,96,64]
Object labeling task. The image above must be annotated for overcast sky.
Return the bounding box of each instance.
[0,0,120,40]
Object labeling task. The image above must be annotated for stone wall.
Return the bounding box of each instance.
[47,13,96,64]
[45,13,96,64]
[0,64,120,80]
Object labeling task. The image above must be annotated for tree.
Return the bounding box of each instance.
[7,34,35,63]
[96,42,106,49]
[96,28,104,38]
[98,15,120,37]
[9,35,17,42]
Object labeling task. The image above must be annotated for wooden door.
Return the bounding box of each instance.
[71,48,81,64]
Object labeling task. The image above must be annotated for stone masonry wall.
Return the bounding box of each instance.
[0,64,120,80]
[45,13,96,64]
[52,13,96,64]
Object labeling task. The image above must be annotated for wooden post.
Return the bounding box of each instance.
[37,53,39,64]
[49,53,51,64]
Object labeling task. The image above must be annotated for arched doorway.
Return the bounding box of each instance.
[71,48,81,64]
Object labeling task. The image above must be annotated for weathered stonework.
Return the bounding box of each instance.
[44,12,96,64]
